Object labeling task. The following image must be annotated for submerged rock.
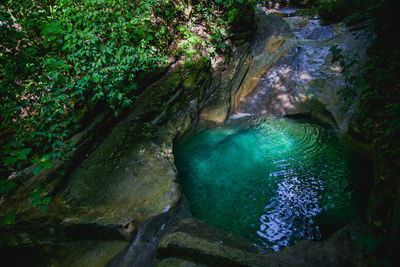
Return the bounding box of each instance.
[0,6,373,267]
[154,217,367,267]
[155,219,282,267]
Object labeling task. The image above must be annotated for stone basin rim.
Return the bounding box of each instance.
[168,113,372,253]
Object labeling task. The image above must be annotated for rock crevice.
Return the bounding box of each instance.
[0,7,373,267]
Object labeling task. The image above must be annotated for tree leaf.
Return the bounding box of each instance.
[40,160,52,169]
[32,158,41,164]
[4,156,17,166]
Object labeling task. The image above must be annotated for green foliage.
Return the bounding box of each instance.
[329,45,367,111]
[0,180,16,194]
[0,0,254,223]
[209,19,230,54]
[51,0,168,111]
[176,24,207,68]
[3,148,31,167]
[30,185,52,213]
[172,0,255,70]
[314,0,351,23]
[0,179,17,225]
[323,0,400,263]
[1,0,251,177]
[31,155,53,175]
[0,212,15,225]
[1,0,174,175]
[0,0,182,222]
[310,0,376,25]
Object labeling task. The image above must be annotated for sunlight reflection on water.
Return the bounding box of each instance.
[174,116,364,250]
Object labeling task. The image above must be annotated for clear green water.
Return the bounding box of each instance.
[174,116,369,251]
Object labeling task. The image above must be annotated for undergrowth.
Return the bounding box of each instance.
[0,0,256,222]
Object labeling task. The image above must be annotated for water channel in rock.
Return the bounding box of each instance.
[174,116,371,251]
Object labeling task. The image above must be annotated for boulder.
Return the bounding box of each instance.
[233,10,372,132]
[0,6,374,267]
[231,10,297,114]
[0,67,211,265]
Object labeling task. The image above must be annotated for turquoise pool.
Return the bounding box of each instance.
[174,116,369,250]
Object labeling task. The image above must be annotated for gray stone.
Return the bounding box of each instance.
[233,9,372,132]
[0,7,373,267]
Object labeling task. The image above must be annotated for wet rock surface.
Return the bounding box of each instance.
[231,11,297,116]
[108,198,368,267]
[0,7,372,267]
[3,240,129,267]
[234,10,372,132]
[199,43,251,124]
[155,218,367,267]
[0,68,211,265]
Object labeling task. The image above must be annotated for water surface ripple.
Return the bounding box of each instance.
[174,116,366,250]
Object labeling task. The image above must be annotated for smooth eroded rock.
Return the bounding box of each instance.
[232,10,296,113]
[234,10,372,132]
